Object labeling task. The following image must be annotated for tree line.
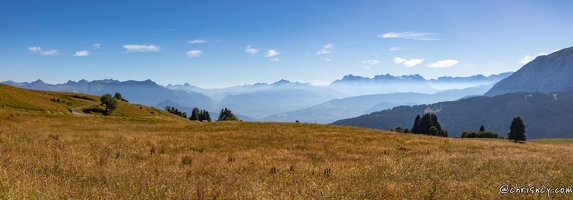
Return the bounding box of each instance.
[164,106,239,122]
[393,114,526,142]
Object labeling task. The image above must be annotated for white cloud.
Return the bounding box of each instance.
[92,43,101,49]
[519,52,547,64]
[270,58,280,62]
[404,59,424,67]
[74,50,89,56]
[28,46,42,53]
[186,50,202,57]
[393,57,423,67]
[389,47,402,51]
[428,59,459,68]
[324,58,332,62]
[28,46,58,55]
[317,44,334,55]
[245,45,259,55]
[377,32,438,40]
[122,44,160,52]
[393,57,406,64]
[188,39,208,44]
[265,49,280,57]
[360,59,380,65]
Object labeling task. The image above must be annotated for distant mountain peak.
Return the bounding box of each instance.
[273,79,292,84]
[485,46,573,96]
[32,79,45,84]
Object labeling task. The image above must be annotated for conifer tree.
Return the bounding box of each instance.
[204,110,211,122]
[218,108,239,121]
[508,116,526,142]
[412,115,421,134]
[190,107,200,121]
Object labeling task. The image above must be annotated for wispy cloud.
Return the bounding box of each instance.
[360,59,380,65]
[186,50,203,57]
[428,59,459,68]
[389,47,403,51]
[265,49,280,57]
[245,45,259,55]
[519,52,547,64]
[40,49,58,55]
[377,32,439,40]
[324,58,332,62]
[270,58,280,62]
[92,43,101,49]
[29,46,58,55]
[122,44,160,52]
[393,57,423,67]
[317,44,334,55]
[28,46,42,53]
[188,39,208,44]
[74,50,89,56]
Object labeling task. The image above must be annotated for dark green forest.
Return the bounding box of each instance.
[332,90,573,139]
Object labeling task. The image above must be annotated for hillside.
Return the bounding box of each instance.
[2,79,216,111]
[0,83,188,122]
[2,84,573,199]
[485,46,573,96]
[332,90,573,139]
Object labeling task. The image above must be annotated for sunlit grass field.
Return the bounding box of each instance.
[1,84,573,199]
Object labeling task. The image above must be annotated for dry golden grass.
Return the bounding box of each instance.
[1,84,573,199]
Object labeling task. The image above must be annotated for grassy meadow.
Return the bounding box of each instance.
[1,84,573,199]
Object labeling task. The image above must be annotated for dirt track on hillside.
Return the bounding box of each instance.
[70,101,96,116]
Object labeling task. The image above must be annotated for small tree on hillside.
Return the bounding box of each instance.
[429,126,439,136]
[100,94,118,113]
[114,92,123,100]
[508,116,526,142]
[479,125,485,132]
[218,108,239,121]
[203,110,211,122]
[190,107,200,121]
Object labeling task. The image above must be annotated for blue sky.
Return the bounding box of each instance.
[1,0,573,88]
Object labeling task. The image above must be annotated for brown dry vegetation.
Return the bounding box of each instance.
[1,84,573,199]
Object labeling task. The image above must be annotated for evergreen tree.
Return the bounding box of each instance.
[190,107,200,121]
[430,114,442,131]
[419,114,432,134]
[218,108,239,121]
[479,125,485,132]
[404,128,410,133]
[204,110,211,122]
[508,116,526,142]
[412,115,421,134]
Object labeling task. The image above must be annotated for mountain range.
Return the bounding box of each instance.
[3,72,511,121]
[333,45,573,139]
[485,47,573,96]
